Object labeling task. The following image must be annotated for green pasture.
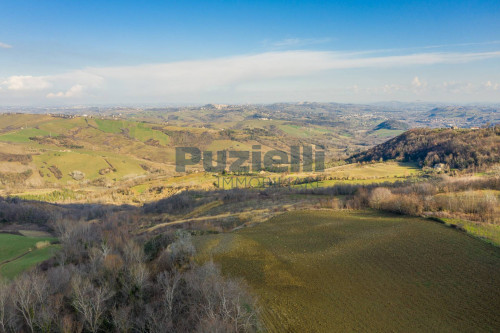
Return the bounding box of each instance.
[0,233,58,279]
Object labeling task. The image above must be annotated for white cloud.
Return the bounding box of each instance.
[83,50,500,92]
[47,84,84,98]
[412,76,422,88]
[442,81,474,94]
[1,76,51,91]
[484,80,499,90]
[0,42,12,49]
[1,49,500,104]
[382,84,403,94]
[411,76,428,93]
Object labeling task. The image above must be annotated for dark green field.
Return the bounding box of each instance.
[195,210,500,332]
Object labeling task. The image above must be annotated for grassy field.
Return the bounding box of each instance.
[92,118,170,145]
[0,128,51,143]
[324,161,420,178]
[441,217,500,246]
[33,149,147,182]
[195,210,500,332]
[212,162,421,189]
[0,233,58,279]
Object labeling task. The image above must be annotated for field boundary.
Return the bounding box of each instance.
[0,249,33,268]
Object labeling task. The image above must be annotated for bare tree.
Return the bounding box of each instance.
[13,272,48,333]
[167,232,196,267]
[58,314,83,333]
[189,262,258,332]
[111,305,132,333]
[128,262,149,292]
[0,278,12,333]
[158,269,182,320]
[71,276,113,333]
[123,240,145,265]
[369,187,392,209]
[88,246,105,277]
[145,303,169,333]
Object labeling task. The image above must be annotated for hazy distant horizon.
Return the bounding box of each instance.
[1,100,499,110]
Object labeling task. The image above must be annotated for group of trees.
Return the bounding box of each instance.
[0,211,259,332]
[300,175,499,222]
[0,197,53,225]
[349,126,500,170]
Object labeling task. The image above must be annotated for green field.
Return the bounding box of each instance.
[441,218,500,246]
[0,128,51,143]
[33,150,147,182]
[195,210,500,332]
[0,233,58,279]
[93,118,170,145]
[325,161,420,178]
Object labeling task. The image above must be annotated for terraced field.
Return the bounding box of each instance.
[0,233,58,279]
[195,210,500,332]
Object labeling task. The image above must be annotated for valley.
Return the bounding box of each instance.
[0,104,498,332]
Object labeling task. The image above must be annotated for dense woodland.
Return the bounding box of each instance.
[349,126,500,170]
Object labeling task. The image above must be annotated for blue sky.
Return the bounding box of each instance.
[1,0,499,105]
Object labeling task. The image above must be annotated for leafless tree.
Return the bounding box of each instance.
[111,305,132,333]
[158,269,182,321]
[369,187,392,209]
[13,272,48,333]
[58,314,83,333]
[123,240,145,265]
[167,232,196,267]
[145,303,169,333]
[128,262,149,291]
[188,262,258,332]
[0,278,12,333]
[71,276,113,333]
[88,246,105,277]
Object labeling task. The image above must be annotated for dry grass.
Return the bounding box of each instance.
[35,240,51,249]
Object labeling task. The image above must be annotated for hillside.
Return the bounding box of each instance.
[425,106,500,127]
[372,119,409,131]
[349,126,500,170]
[0,111,418,202]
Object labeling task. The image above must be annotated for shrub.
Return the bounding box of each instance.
[380,194,424,216]
[369,188,392,209]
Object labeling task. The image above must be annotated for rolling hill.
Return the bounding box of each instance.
[349,126,500,169]
[372,119,409,131]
